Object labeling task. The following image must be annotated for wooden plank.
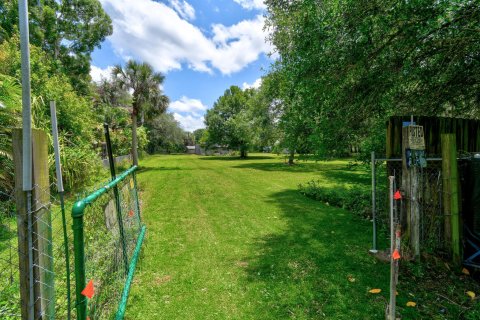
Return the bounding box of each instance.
[387,116,480,157]
[402,126,421,258]
[441,134,461,264]
[31,128,55,319]
[12,128,30,320]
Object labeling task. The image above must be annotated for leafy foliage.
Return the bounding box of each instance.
[264,0,480,158]
[299,180,371,219]
[0,0,112,94]
[0,36,100,192]
[146,113,186,154]
[0,74,20,191]
[205,86,252,157]
[204,85,278,158]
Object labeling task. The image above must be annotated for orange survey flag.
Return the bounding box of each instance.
[394,190,402,200]
[392,249,401,260]
[81,280,95,299]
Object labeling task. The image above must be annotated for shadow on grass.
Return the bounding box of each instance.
[320,168,371,186]
[233,162,321,173]
[199,155,275,161]
[242,189,389,319]
[139,166,187,173]
[232,162,370,183]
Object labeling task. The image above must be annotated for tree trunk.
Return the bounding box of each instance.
[288,149,295,165]
[132,112,139,166]
[240,146,247,158]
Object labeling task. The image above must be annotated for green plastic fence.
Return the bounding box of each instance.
[71,166,145,320]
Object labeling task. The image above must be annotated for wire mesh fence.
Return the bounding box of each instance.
[0,183,74,320]
[373,157,446,255]
[1,166,144,320]
[72,166,144,320]
[0,189,22,319]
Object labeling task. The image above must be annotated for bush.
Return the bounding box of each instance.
[299,180,371,218]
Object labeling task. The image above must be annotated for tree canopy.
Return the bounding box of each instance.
[263,0,480,157]
[1,0,113,94]
[204,86,255,158]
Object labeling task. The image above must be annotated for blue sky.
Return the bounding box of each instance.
[90,0,273,132]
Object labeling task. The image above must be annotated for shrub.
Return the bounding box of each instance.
[299,180,371,218]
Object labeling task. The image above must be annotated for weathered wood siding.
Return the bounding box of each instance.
[386,116,480,158]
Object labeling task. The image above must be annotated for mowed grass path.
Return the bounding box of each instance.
[126,154,389,319]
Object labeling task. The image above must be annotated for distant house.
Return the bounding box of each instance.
[193,144,229,156]
[186,146,196,154]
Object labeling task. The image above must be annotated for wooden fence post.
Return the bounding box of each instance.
[13,128,32,320]
[31,129,55,318]
[402,125,423,259]
[13,128,54,319]
[441,133,461,264]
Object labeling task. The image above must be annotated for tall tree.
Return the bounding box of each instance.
[265,0,480,157]
[205,86,253,158]
[193,128,206,145]
[146,113,186,154]
[112,60,169,165]
[0,0,113,93]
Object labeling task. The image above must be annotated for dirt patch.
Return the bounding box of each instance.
[154,275,172,286]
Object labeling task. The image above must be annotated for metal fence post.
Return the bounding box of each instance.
[104,124,129,274]
[72,202,87,320]
[370,151,377,253]
[133,171,142,223]
[388,176,396,320]
[50,101,72,318]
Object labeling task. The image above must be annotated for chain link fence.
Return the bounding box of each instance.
[372,156,446,255]
[72,166,145,320]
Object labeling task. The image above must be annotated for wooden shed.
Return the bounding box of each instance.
[384,116,480,266]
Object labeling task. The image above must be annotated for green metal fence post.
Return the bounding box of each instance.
[72,201,87,320]
[133,171,142,223]
[71,166,139,320]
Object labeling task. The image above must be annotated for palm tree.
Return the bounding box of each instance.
[112,60,169,166]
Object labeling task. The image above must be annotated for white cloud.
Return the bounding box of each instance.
[233,0,266,10]
[242,78,262,90]
[100,0,272,75]
[168,0,195,20]
[170,96,208,113]
[173,112,205,132]
[90,65,114,82]
[169,96,207,131]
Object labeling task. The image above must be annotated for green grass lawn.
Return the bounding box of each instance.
[126,154,391,319]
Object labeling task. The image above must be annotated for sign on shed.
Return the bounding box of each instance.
[406,125,425,150]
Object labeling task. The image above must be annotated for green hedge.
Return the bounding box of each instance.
[298,180,371,219]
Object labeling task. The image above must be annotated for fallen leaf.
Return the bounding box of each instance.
[347,275,356,283]
[466,291,475,299]
[369,289,381,294]
[462,268,470,276]
[406,301,416,307]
